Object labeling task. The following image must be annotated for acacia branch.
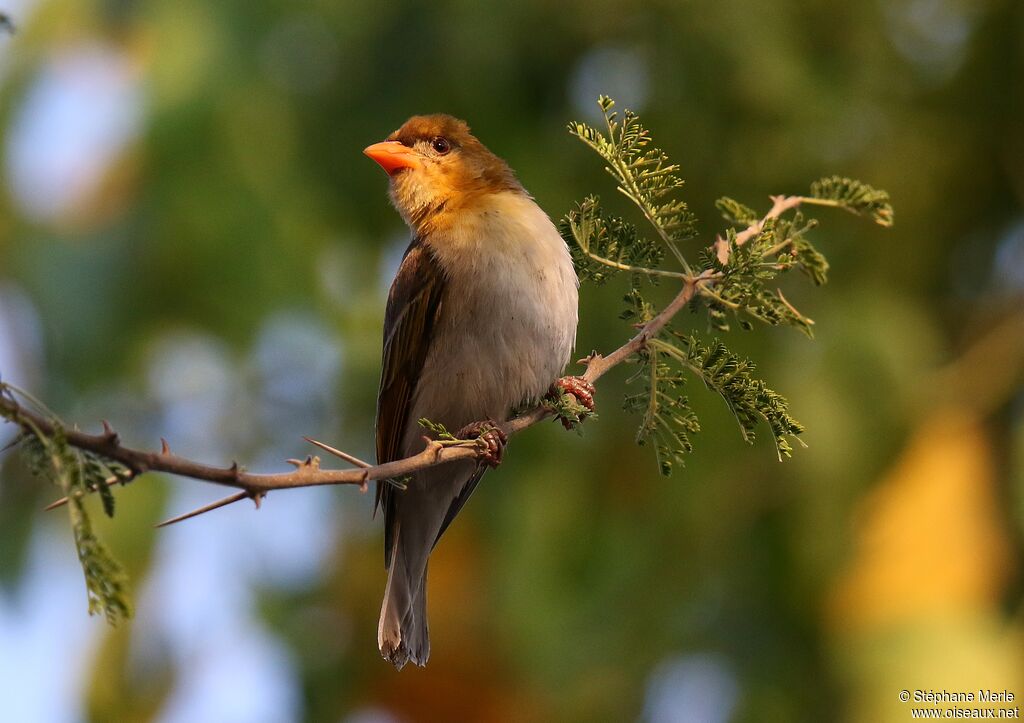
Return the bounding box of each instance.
[0,196,801,522]
[0,282,689,515]
[714,194,804,264]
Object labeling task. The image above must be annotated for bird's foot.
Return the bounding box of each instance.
[555,376,595,411]
[547,376,596,430]
[456,420,508,468]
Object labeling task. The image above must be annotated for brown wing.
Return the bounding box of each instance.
[375,239,446,565]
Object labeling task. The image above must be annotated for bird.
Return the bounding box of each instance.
[364,114,593,669]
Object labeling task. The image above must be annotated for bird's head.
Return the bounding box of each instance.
[364,114,523,234]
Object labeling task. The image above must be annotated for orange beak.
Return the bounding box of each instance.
[363,141,420,176]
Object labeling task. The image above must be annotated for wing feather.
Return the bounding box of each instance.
[375,240,447,565]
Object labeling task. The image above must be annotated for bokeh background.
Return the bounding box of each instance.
[1,0,1022,721]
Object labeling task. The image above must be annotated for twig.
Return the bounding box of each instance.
[715,195,804,264]
[580,273,702,383]
[577,246,690,280]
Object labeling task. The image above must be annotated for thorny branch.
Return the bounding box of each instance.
[0,196,805,525]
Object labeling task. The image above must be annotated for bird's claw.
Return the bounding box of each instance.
[554,376,595,412]
[548,376,597,430]
[457,420,507,468]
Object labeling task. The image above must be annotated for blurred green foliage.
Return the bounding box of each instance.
[0,0,1022,722]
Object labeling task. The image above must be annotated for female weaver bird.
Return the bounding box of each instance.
[364,115,593,669]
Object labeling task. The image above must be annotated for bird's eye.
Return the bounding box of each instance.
[431,137,451,155]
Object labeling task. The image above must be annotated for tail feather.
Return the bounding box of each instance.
[377,459,479,669]
[378,523,430,669]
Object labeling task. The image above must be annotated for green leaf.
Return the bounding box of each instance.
[541,391,596,434]
[561,196,665,284]
[654,333,805,459]
[623,320,701,476]
[417,417,457,441]
[715,197,759,226]
[569,97,697,267]
[1,383,132,624]
[20,428,132,624]
[620,287,657,324]
[695,209,827,335]
[808,176,894,227]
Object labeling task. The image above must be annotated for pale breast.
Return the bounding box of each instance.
[404,192,578,445]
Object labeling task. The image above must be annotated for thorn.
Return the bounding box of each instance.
[1,433,24,454]
[161,438,171,455]
[302,437,371,468]
[101,419,119,445]
[576,351,601,366]
[44,496,69,511]
[358,470,369,494]
[251,491,265,510]
[43,476,121,511]
[155,491,250,528]
[387,477,408,491]
[286,458,303,468]
[777,288,814,325]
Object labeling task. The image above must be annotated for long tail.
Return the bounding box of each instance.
[378,522,430,669]
[377,459,481,668]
